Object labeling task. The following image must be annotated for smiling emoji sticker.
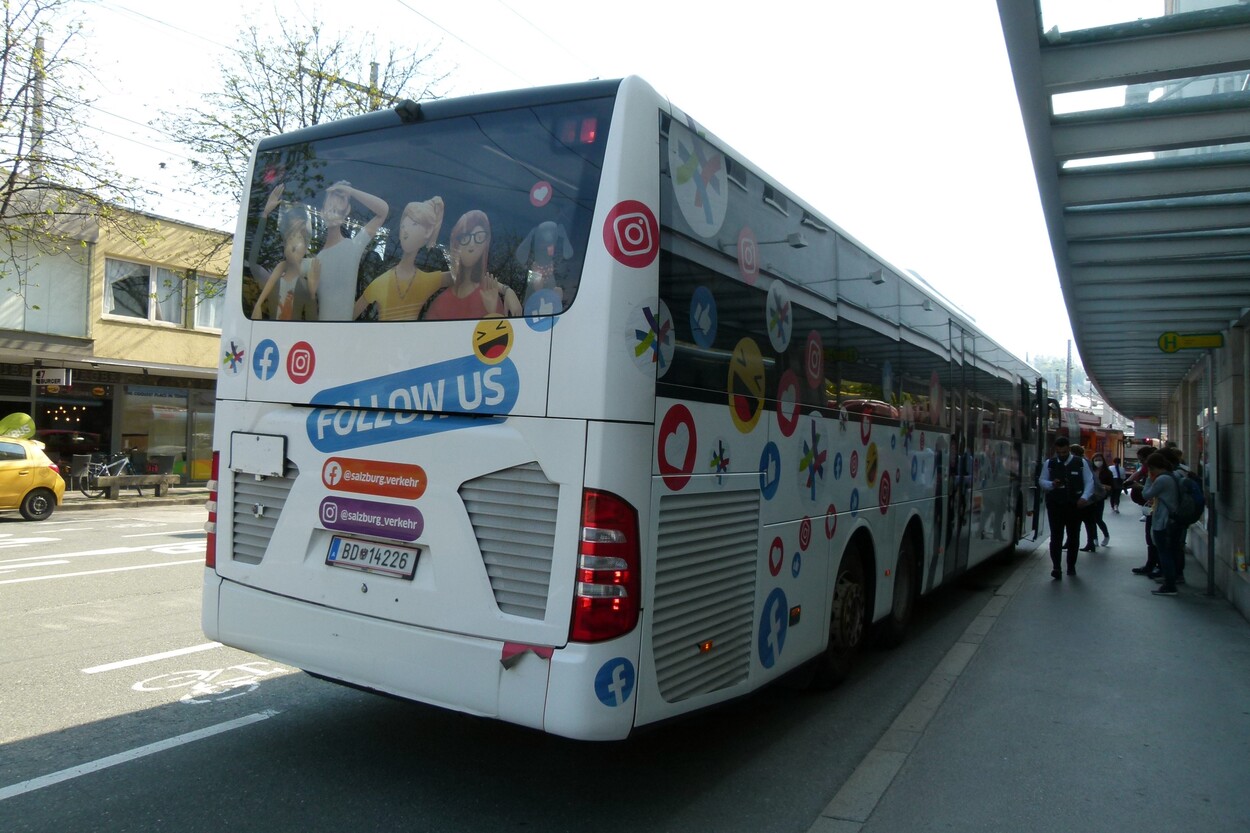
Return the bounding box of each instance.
[728,337,765,434]
[473,319,514,364]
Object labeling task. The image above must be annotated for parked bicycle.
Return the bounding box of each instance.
[79,451,143,498]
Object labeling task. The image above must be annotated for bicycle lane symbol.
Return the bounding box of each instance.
[133,661,289,704]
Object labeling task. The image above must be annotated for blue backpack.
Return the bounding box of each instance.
[1171,471,1205,526]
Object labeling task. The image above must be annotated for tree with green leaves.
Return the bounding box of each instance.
[155,16,449,208]
[0,0,149,305]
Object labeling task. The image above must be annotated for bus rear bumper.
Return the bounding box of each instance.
[205,574,549,731]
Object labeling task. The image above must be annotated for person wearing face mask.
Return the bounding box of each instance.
[1038,435,1094,579]
[1079,451,1112,551]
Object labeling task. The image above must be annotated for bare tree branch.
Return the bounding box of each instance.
[0,0,149,305]
[155,15,450,208]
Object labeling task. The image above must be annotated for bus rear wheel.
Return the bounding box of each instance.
[874,535,917,649]
[810,546,867,689]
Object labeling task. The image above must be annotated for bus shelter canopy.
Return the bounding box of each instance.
[997,0,1250,421]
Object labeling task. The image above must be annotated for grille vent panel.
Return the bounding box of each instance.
[652,489,759,702]
[230,461,298,565]
[460,462,559,620]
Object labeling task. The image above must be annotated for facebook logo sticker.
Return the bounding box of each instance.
[758,587,789,669]
[253,339,280,381]
[594,657,636,707]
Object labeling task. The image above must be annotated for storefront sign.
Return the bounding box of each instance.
[33,368,72,386]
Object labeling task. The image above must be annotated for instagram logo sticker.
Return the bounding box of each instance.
[737,227,759,285]
[287,340,316,384]
[603,200,659,269]
[805,330,824,389]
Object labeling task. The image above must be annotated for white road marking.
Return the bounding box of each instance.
[0,710,281,802]
[0,559,201,585]
[0,546,147,566]
[0,538,60,548]
[120,529,206,539]
[83,642,223,675]
[0,560,70,573]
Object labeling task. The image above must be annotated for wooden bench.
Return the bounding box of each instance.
[96,474,182,499]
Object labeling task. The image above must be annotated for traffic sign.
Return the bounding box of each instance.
[1157,331,1223,353]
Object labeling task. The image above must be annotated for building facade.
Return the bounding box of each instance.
[0,204,228,483]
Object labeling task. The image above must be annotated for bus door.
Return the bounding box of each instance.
[1023,378,1046,541]
[944,330,973,581]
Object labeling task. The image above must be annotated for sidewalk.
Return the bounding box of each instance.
[57,483,209,512]
[814,500,1250,833]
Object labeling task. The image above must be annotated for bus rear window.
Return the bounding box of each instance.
[242,97,613,323]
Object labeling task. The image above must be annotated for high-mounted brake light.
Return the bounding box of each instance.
[205,451,219,569]
[570,489,640,643]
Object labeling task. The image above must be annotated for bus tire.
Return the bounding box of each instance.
[810,545,868,689]
[874,534,917,649]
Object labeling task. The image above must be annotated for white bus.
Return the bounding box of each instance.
[204,76,1047,740]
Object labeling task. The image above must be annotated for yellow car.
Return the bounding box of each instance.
[0,437,66,520]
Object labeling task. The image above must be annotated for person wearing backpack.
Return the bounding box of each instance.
[1039,436,1094,579]
[1140,452,1183,596]
[1160,446,1205,583]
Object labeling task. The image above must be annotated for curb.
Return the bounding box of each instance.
[58,493,209,512]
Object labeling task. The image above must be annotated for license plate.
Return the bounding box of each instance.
[326,536,419,580]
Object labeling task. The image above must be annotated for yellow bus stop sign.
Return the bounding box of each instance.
[1157,331,1223,353]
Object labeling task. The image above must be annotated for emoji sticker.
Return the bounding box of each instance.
[865,442,879,487]
[727,337,765,433]
[473,319,514,364]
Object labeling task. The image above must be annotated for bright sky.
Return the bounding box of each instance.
[74,0,1164,364]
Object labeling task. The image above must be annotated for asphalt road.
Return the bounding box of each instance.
[0,504,1038,833]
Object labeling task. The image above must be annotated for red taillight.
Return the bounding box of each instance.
[570,489,640,643]
[205,451,219,569]
[579,117,598,144]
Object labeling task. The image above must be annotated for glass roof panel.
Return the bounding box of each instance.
[1053,70,1250,115]
[1039,0,1164,34]
[1040,0,1244,36]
